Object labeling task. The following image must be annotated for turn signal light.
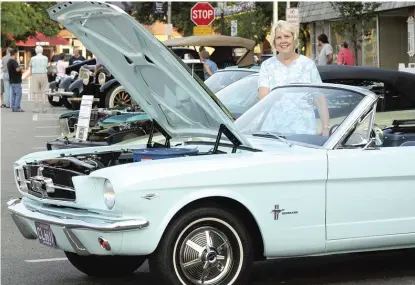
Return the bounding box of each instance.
[98,237,111,251]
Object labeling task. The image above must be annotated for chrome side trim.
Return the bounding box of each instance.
[63,227,90,256]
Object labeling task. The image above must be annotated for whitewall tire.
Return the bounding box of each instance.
[105,85,132,108]
[149,206,253,285]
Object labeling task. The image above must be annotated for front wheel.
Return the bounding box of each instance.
[65,252,146,277]
[105,85,133,108]
[149,206,253,285]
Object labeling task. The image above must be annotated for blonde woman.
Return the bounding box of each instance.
[258,20,331,136]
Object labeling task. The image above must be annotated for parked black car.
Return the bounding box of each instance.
[66,64,136,110]
[46,58,97,108]
[98,77,134,109]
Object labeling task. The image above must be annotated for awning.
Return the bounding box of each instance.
[16,32,69,47]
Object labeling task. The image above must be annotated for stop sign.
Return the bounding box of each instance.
[191,2,215,26]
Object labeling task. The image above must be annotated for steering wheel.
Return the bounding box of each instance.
[329,124,340,136]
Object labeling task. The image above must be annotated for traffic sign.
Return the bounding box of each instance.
[191,2,215,26]
[193,26,212,36]
[286,8,300,30]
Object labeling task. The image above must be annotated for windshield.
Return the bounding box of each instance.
[205,70,256,93]
[216,74,259,119]
[235,85,366,147]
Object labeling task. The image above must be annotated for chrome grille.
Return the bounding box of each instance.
[20,165,77,201]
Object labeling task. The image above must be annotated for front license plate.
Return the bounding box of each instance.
[35,222,56,248]
[53,96,60,102]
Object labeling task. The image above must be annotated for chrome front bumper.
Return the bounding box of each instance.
[7,198,149,256]
[45,90,74,97]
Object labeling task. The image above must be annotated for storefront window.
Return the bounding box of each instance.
[362,16,378,67]
[330,18,378,66]
[329,21,347,63]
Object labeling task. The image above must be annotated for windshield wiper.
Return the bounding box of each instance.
[252,131,293,147]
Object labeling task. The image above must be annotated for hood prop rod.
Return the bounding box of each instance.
[147,119,171,148]
[213,124,242,154]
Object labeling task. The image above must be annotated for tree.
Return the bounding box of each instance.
[330,2,382,65]
[210,8,270,45]
[131,2,304,52]
[131,2,201,36]
[1,2,62,49]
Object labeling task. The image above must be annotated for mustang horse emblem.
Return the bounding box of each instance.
[271,205,284,220]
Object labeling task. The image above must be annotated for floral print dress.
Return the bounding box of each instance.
[257,55,323,135]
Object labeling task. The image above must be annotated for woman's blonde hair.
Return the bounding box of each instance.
[270,20,299,54]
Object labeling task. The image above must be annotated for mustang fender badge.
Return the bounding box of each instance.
[271,204,298,220]
[142,193,158,200]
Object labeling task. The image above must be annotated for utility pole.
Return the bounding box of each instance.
[273,1,278,25]
[219,1,227,35]
[167,2,172,39]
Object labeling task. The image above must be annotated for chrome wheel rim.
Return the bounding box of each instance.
[178,226,233,285]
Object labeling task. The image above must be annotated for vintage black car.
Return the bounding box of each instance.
[65,64,135,110]
[46,58,97,108]
[98,77,134,108]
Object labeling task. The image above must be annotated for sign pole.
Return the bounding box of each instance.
[273,1,278,25]
[167,2,172,39]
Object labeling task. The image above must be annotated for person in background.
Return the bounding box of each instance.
[316,34,333,65]
[200,50,217,80]
[69,48,85,66]
[258,20,330,136]
[2,47,12,108]
[29,45,49,113]
[56,53,67,80]
[337,42,355,66]
[7,49,24,112]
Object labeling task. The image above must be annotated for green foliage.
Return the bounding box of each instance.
[211,9,270,44]
[131,2,197,36]
[1,2,61,49]
[330,2,382,64]
[131,2,303,46]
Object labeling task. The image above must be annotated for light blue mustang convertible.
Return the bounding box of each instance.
[7,2,415,285]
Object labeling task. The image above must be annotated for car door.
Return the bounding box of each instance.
[326,108,415,251]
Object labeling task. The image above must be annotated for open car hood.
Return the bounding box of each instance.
[47,2,251,147]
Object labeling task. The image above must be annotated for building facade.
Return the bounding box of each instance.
[299,2,415,70]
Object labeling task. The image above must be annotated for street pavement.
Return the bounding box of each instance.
[2,82,415,284]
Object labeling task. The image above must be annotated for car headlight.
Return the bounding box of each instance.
[103,179,115,210]
[70,71,78,80]
[82,71,90,85]
[98,72,106,85]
